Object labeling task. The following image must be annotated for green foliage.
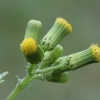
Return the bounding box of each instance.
[0,72,8,84]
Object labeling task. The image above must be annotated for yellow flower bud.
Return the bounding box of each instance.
[52,43,100,71]
[20,38,37,55]
[20,37,44,64]
[41,17,72,51]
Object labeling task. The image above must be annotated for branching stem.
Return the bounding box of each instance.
[5,74,38,100]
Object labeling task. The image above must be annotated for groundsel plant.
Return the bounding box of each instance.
[2,17,100,100]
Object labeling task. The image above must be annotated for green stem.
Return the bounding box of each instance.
[5,74,38,100]
[36,64,64,74]
[5,65,64,100]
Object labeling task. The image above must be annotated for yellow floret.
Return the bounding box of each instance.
[20,37,37,55]
[56,17,72,33]
[90,43,100,62]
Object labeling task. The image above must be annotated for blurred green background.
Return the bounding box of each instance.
[0,0,100,100]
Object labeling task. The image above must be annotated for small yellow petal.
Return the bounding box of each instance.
[20,37,37,55]
[90,43,100,62]
[56,18,72,33]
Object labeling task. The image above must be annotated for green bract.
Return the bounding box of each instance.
[40,18,72,51]
[24,20,42,42]
[39,44,63,69]
[45,71,68,83]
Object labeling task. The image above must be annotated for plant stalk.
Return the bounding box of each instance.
[5,74,38,100]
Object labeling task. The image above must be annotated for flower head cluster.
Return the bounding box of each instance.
[20,18,100,83]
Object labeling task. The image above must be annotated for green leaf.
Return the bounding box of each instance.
[0,71,9,84]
